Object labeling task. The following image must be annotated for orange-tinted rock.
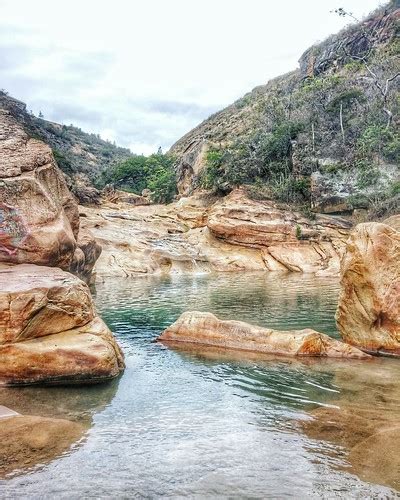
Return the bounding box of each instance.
[0,264,124,385]
[0,264,93,344]
[70,227,102,283]
[0,105,79,269]
[207,189,351,274]
[0,101,99,279]
[158,311,369,359]
[81,190,352,279]
[0,316,124,385]
[336,222,400,355]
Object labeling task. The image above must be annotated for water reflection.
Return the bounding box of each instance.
[301,358,400,491]
[1,273,399,496]
[0,377,120,478]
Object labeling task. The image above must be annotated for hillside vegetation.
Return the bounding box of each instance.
[171,2,399,218]
[0,91,132,203]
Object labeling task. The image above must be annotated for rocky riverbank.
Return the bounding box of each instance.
[80,188,352,279]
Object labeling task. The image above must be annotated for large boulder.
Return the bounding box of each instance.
[0,97,99,281]
[0,264,93,344]
[158,311,369,359]
[0,264,124,385]
[336,221,400,355]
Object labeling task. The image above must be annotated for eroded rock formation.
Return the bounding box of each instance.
[158,311,369,359]
[81,190,352,278]
[0,264,124,385]
[207,189,351,274]
[336,218,400,355]
[0,100,124,385]
[0,96,99,281]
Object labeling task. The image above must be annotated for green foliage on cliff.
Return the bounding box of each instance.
[100,152,177,204]
[199,120,305,196]
[172,4,399,216]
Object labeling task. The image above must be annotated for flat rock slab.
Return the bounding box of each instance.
[158,311,369,359]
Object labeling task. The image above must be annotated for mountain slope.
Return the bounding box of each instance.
[171,3,399,218]
[0,91,133,202]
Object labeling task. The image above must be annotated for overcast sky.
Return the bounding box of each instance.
[0,0,383,154]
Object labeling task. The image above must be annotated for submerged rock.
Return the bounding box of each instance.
[158,311,369,359]
[336,221,400,355]
[0,414,86,478]
[0,264,124,385]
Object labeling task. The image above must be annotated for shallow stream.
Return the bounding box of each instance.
[1,273,400,497]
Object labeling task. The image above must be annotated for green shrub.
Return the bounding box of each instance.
[100,152,177,204]
[358,125,400,163]
[390,181,400,197]
[327,88,365,113]
[269,174,310,203]
[199,120,304,193]
[295,224,302,239]
[53,149,73,174]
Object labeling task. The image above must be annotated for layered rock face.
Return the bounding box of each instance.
[0,96,99,281]
[81,190,352,278]
[207,190,351,274]
[158,311,369,359]
[0,264,124,385]
[336,217,400,355]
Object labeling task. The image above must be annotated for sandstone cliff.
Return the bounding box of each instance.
[81,189,351,277]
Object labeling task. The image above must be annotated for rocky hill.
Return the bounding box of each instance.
[171,2,399,219]
[0,91,132,203]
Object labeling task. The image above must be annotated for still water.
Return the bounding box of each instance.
[1,273,400,498]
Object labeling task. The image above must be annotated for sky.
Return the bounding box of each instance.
[0,0,384,155]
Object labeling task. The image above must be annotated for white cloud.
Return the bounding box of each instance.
[0,0,384,153]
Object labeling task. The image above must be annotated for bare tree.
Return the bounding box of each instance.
[334,7,399,129]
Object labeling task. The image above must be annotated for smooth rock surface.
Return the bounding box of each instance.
[158,311,369,359]
[0,316,125,385]
[0,264,124,385]
[336,221,400,355]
